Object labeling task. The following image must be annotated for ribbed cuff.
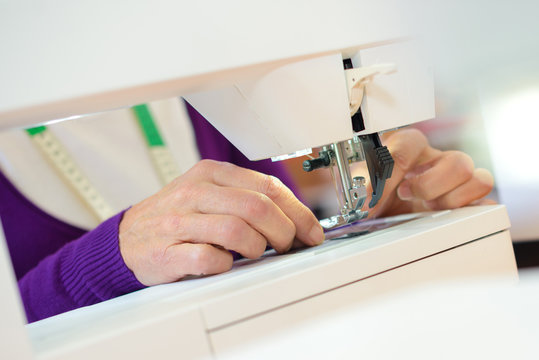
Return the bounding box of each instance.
[59,210,146,307]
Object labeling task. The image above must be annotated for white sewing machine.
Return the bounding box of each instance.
[0,1,516,359]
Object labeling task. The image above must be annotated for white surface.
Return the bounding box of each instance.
[0,0,409,130]
[0,223,34,360]
[186,41,435,160]
[0,98,199,229]
[217,273,537,360]
[214,230,516,357]
[185,54,352,160]
[354,41,435,133]
[26,205,515,359]
[201,206,511,330]
[35,306,212,360]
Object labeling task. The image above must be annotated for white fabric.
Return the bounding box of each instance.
[0,98,200,230]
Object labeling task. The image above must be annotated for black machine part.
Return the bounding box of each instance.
[359,133,394,208]
[302,150,332,172]
[343,58,366,132]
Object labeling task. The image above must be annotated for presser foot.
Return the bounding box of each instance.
[319,210,369,230]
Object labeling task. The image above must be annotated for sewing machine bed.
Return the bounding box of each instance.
[27,205,516,360]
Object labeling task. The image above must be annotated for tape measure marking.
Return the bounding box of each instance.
[26,127,115,222]
[25,103,181,222]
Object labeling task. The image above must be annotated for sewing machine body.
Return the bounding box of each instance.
[184,41,434,161]
[24,205,516,359]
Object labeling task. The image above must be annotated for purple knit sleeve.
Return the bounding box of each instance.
[19,211,146,323]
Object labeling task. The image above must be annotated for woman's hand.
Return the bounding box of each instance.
[364,128,495,218]
[119,160,324,286]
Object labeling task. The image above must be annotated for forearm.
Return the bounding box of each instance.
[19,211,145,323]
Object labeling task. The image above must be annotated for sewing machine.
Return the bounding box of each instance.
[183,44,433,228]
[0,1,516,359]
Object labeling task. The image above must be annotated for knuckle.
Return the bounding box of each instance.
[220,216,246,240]
[404,128,429,146]
[244,193,271,218]
[260,175,285,200]
[149,247,167,268]
[390,128,428,170]
[189,245,212,268]
[163,215,192,241]
[161,214,182,232]
[393,128,427,146]
[191,245,232,275]
[173,181,207,204]
[192,159,219,176]
[197,159,217,170]
[221,217,267,259]
[449,151,474,180]
[173,181,195,200]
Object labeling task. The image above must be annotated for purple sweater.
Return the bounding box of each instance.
[0,103,297,323]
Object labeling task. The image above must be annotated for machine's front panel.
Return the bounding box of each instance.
[27,205,514,359]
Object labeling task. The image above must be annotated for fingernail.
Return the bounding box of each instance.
[397,181,413,200]
[309,223,325,245]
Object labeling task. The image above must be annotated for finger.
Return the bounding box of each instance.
[163,243,233,281]
[193,183,296,253]
[397,151,474,202]
[190,160,324,247]
[171,213,267,259]
[424,168,494,210]
[385,128,440,182]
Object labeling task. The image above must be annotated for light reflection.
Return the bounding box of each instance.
[483,88,539,185]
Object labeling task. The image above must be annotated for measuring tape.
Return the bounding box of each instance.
[26,104,180,222]
[132,104,181,185]
[26,126,116,222]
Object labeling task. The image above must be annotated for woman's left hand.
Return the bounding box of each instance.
[362,128,495,218]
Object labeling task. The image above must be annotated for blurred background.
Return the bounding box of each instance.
[410,0,539,268]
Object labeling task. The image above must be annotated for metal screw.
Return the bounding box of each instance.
[352,176,366,187]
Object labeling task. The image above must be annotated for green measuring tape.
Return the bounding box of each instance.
[131,104,181,185]
[26,104,180,222]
